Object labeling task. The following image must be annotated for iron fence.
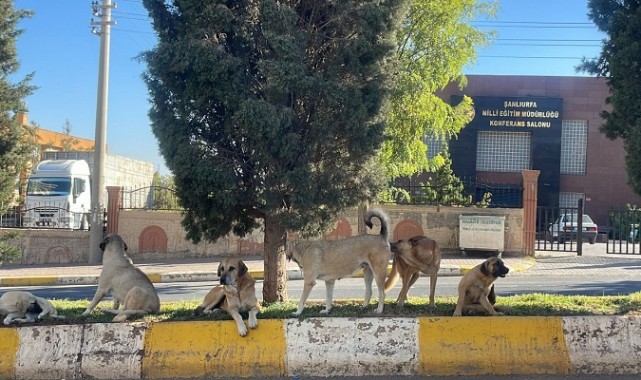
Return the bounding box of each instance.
[0,202,91,230]
[120,186,181,210]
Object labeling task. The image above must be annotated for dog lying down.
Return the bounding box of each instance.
[195,258,261,337]
[0,291,61,325]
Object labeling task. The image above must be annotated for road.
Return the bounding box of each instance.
[2,272,640,302]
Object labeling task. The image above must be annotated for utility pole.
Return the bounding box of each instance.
[89,0,115,263]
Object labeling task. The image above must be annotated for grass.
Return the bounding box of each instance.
[34,292,641,325]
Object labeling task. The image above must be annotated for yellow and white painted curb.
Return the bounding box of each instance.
[0,316,639,379]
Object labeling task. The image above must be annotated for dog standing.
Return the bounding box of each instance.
[82,234,160,322]
[195,258,261,336]
[452,256,509,316]
[0,291,59,325]
[384,236,441,308]
[287,208,391,316]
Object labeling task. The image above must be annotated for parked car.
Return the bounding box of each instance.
[548,213,598,244]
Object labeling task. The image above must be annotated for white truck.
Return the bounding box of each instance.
[23,152,156,229]
[23,160,92,229]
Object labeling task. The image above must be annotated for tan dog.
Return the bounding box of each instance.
[453,256,509,316]
[0,291,60,325]
[287,208,392,316]
[195,258,261,337]
[384,236,441,308]
[82,234,160,322]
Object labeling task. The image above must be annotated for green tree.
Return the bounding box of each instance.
[61,119,79,151]
[380,0,495,184]
[415,148,490,206]
[150,172,179,210]
[579,0,641,196]
[142,0,408,302]
[0,1,35,214]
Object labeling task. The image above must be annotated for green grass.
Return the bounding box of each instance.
[38,292,641,325]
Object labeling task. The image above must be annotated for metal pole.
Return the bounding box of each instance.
[89,0,114,263]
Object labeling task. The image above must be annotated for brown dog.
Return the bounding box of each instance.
[384,236,441,308]
[287,208,391,316]
[453,256,509,316]
[195,258,261,336]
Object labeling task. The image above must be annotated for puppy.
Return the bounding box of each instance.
[453,256,509,316]
[384,236,441,308]
[195,258,261,337]
[82,234,160,322]
[287,208,391,316]
[0,291,59,325]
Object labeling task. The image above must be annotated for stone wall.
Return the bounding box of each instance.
[1,205,523,264]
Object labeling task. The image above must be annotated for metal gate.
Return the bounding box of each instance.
[605,209,641,255]
[536,206,581,253]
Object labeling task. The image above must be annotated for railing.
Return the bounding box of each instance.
[0,202,91,230]
[120,186,182,211]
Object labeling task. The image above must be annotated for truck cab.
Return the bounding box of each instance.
[23,160,91,230]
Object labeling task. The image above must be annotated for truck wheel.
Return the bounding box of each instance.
[589,237,596,244]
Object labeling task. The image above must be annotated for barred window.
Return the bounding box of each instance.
[559,192,585,208]
[476,131,531,172]
[561,120,587,175]
[423,135,447,160]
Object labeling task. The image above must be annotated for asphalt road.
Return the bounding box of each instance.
[2,273,640,303]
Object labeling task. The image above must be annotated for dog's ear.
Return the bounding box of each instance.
[217,263,223,277]
[99,242,106,251]
[480,260,492,276]
[238,261,248,276]
[124,242,128,251]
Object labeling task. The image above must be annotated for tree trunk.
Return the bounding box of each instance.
[263,214,288,303]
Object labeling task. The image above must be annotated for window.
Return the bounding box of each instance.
[561,120,587,175]
[559,192,585,208]
[476,131,531,172]
[423,135,447,160]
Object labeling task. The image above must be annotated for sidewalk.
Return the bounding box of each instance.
[0,243,639,286]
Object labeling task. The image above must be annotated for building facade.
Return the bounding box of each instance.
[438,75,641,227]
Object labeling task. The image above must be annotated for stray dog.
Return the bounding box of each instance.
[287,208,391,316]
[452,256,509,316]
[0,291,60,325]
[384,236,441,308]
[82,234,160,322]
[195,258,261,336]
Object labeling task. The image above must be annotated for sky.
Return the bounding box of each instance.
[12,0,605,176]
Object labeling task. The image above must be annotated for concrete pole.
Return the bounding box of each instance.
[89,0,114,263]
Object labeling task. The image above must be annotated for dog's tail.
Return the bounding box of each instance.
[364,208,390,241]
[384,254,400,292]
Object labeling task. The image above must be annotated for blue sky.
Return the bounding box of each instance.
[13,0,604,175]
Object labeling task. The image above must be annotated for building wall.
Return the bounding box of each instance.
[440,75,641,226]
[1,205,524,264]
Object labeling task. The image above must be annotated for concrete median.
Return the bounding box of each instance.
[0,316,639,378]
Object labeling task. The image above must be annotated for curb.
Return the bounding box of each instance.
[1,316,640,378]
[0,261,536,287]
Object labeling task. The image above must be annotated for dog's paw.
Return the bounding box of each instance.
[452,311,462,317]
[291,311,302,317]
[81,310,91,317]
[237,324,248,337]
[319,309,331,315]
[248,319,258,329]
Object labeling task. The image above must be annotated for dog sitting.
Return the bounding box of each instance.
[0,291,60,325]
[82,234,160,322]
[453,256,509,316]
[287,208,391,316]
[384,236,441,308]
[195,258,261,337]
